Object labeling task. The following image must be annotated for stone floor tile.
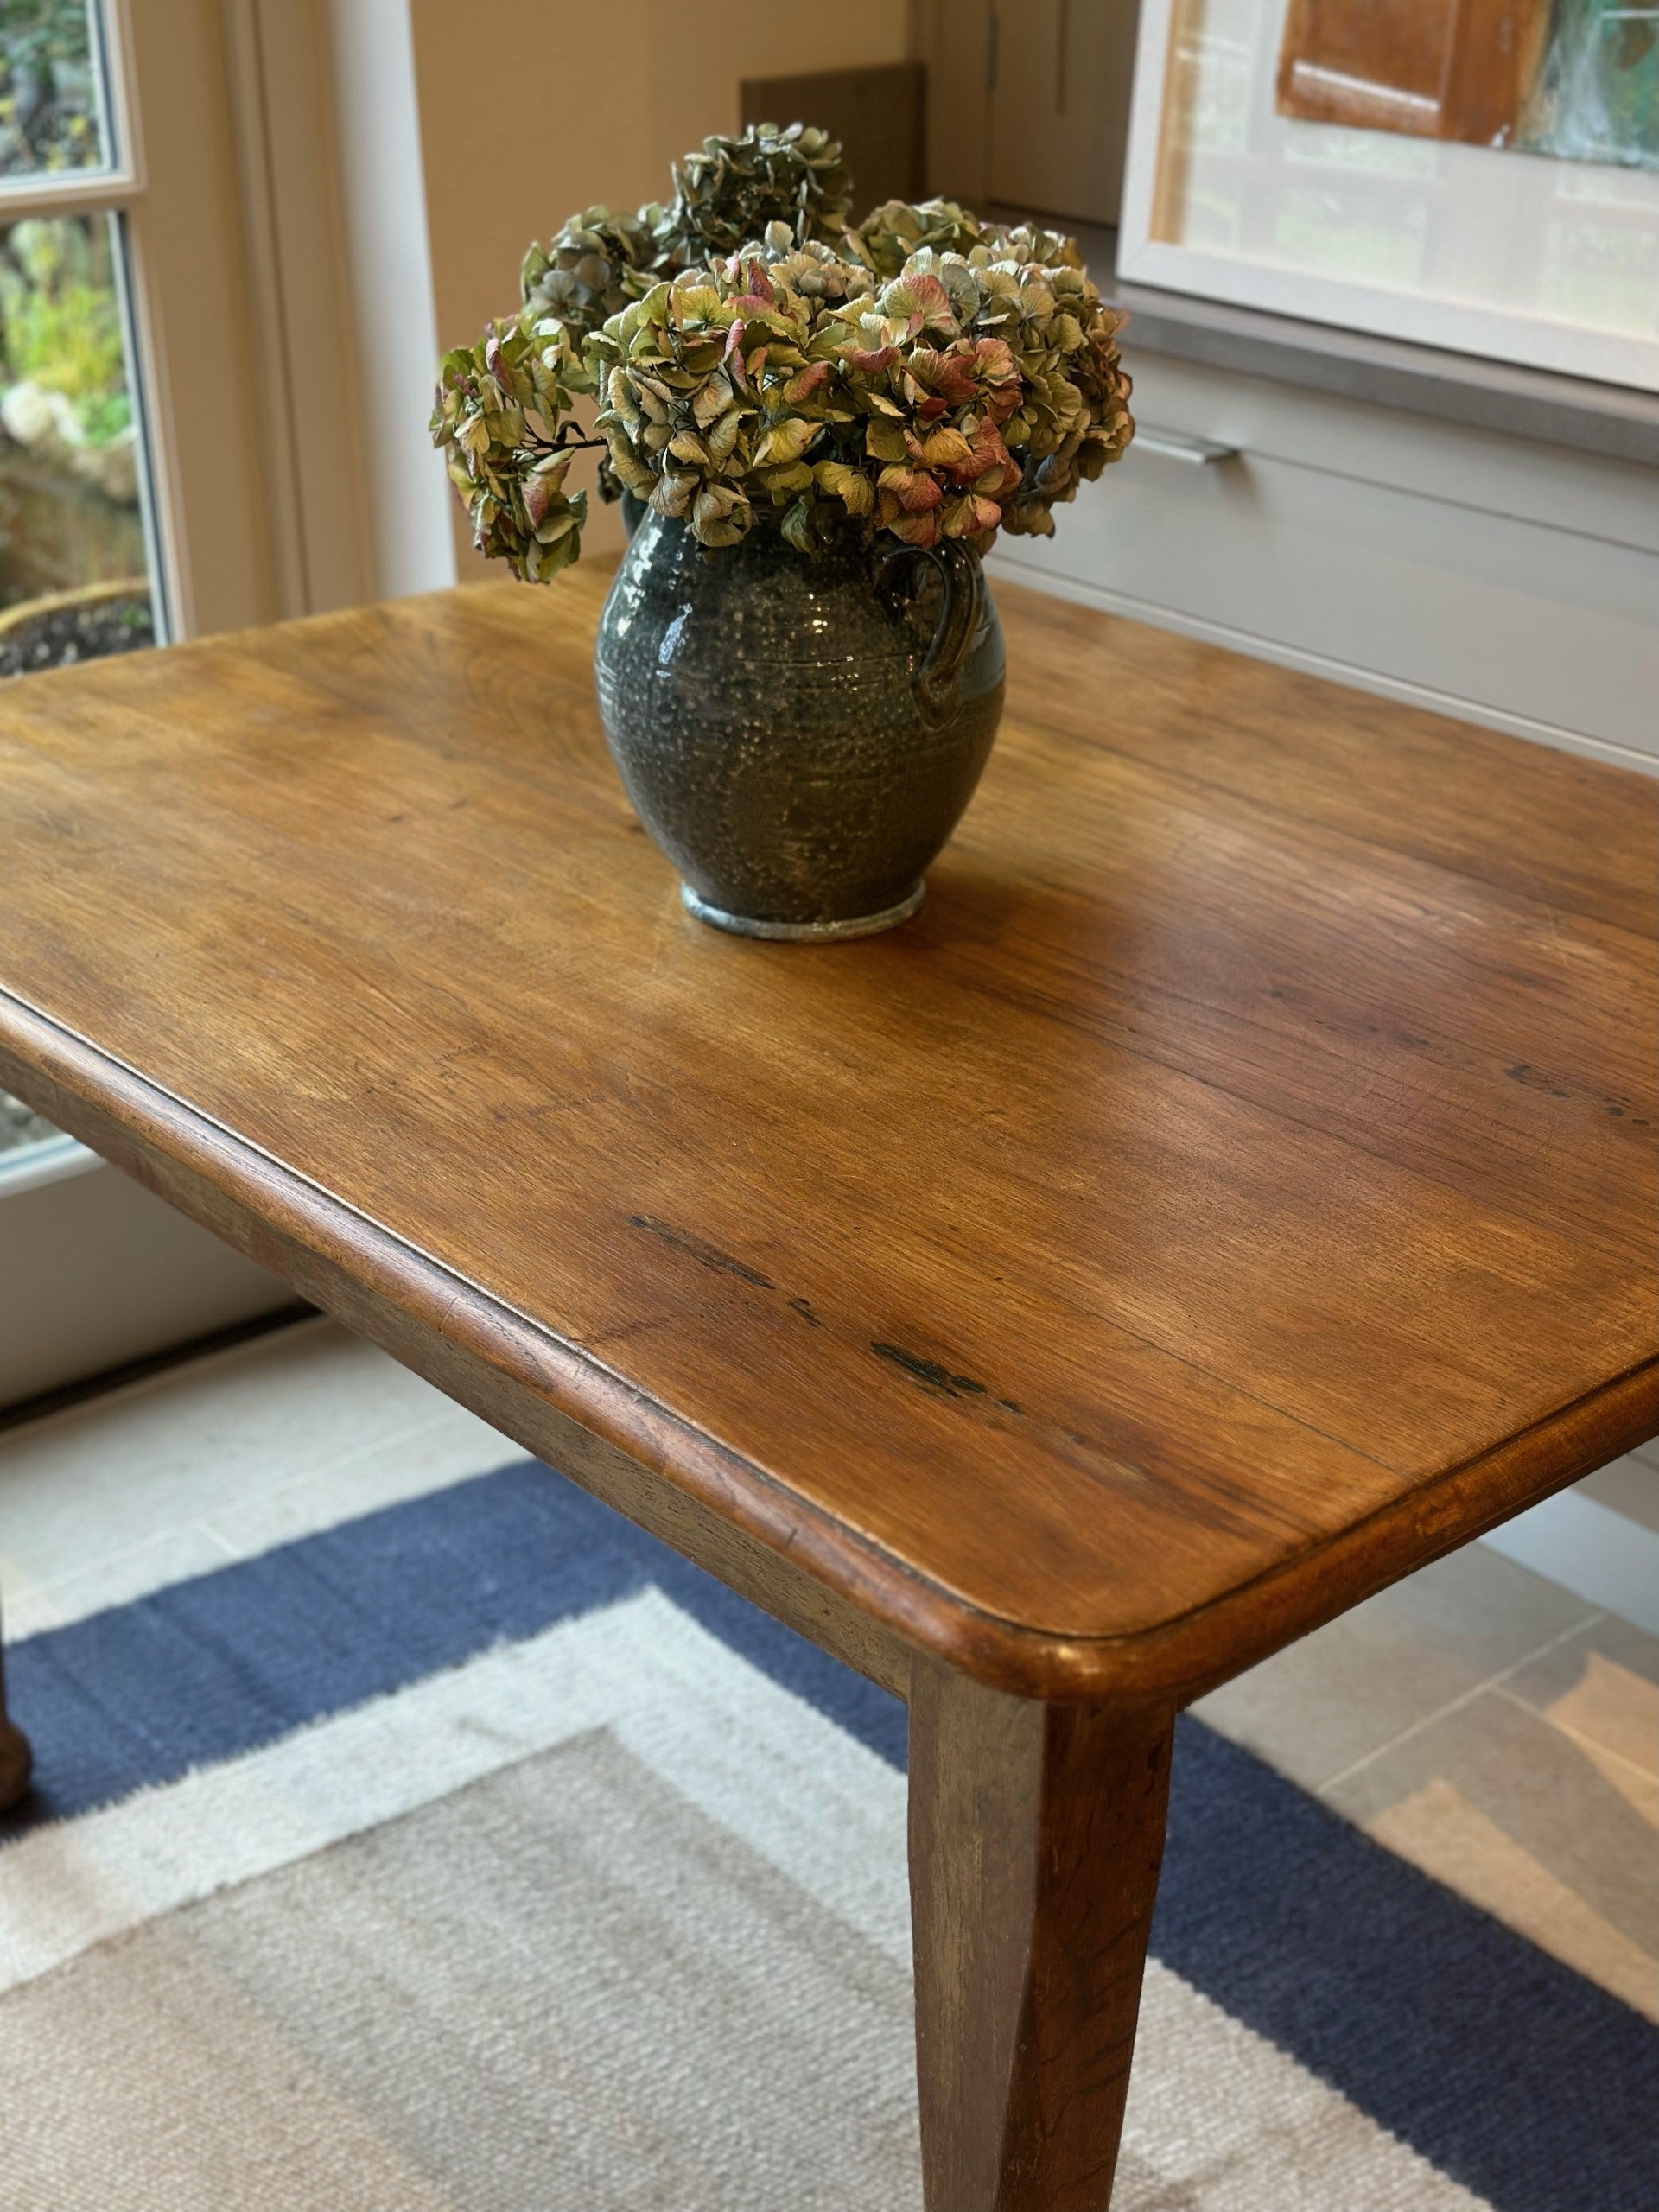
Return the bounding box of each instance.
[1193,1544,1594,1791]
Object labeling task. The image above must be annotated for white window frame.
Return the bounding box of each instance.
[0,0,454,643]
[0,0,271,636]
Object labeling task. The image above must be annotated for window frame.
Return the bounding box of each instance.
[0,0,308,1397]
[0,0,309,643]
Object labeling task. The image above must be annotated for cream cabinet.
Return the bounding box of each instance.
[992,352,1659,774]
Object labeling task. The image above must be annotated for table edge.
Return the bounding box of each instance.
[2,987,1653,1706]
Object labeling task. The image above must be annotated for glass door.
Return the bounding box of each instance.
[1,0,292,1398]
[1,0,161,1190]
[0,0,163,679]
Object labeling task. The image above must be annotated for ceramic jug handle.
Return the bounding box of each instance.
[874,541,984,727]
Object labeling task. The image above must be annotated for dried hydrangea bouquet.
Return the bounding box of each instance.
[432,124,1135,939]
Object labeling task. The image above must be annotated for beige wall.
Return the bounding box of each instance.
[410,0,911,563]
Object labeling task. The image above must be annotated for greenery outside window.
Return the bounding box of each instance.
[0,2,160,686]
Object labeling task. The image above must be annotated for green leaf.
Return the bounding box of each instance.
[780,497,817,554]
[692,376,731,427]
[814,459,874,517]
[753,416,819,467]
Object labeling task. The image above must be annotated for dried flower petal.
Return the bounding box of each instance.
[435,146,1134,579]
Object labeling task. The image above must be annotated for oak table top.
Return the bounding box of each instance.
[0,566,1654,1707]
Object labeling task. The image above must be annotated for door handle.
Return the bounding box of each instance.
[1133,428,1240,465]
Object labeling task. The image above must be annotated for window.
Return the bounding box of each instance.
[0,1,451,1395]
[0,1,162,676]
[0,0,302,1374]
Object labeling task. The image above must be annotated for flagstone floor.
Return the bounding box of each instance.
[1,1314,1653,2019]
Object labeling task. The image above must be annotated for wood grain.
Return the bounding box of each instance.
[0,995,912,1701]
[1276,0,1552,148]
[0,564,1652,1700]
[908,1661,1172,2208]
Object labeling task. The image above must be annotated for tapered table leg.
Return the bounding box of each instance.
[0,1593,32,1812]
[908,1659,1173,2211]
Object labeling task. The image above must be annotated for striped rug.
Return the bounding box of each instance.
[2,1459,1653,2209]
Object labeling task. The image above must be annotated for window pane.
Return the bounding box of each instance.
[0,0,109,181]
[0,210,158,676]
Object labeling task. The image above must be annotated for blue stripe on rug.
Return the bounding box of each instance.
[4,1457,1655,2212]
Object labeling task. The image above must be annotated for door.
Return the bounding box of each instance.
[0,0,296,1406]
[912,0,1144,231]
[988,0,1141,227]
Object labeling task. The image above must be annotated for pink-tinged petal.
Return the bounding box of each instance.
[951,419,1014,486]
[886,509,942,547]
[918,425,976,472]
[723,321,748,389]
[926,349,979,405]
[881,273,958,334]
[785,360,831,404]
[877,463,944,513]
[975,421,1014,467]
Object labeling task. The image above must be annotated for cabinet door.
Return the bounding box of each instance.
[988,0,1140,225]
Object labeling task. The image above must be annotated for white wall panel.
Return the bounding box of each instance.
[0,1153,289,1411]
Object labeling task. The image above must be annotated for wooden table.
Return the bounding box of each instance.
[0,566,1654,2208]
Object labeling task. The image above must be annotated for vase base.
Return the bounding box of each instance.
[680,880,925,942]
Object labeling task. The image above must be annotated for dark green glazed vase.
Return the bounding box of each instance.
[594,507,1005,939]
